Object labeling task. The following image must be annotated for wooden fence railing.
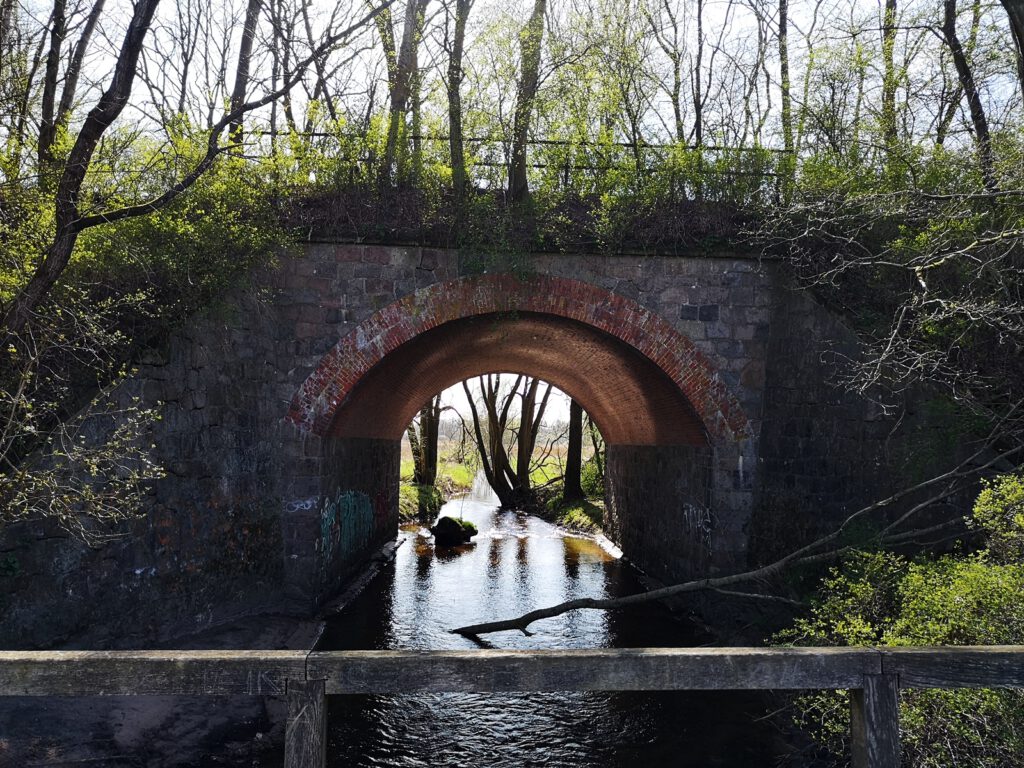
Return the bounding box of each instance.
[2,646,1023,768]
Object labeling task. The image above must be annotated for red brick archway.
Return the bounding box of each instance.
[287,274,749,445]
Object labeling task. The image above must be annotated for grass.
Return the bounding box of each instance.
[400,459,476,494]
[529,455,564,486]
[398,483,444,522]
[440,461,475,491]
[543,494,604,534]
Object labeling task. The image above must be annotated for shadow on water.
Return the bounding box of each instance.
[317,497,788,767]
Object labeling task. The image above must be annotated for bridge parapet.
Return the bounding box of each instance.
[4,645,1023,768]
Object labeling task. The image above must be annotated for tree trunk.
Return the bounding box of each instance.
[516,379,539,489]
[464,377,516,507]
[1000,0,1024,98]
[421,396,440,486]
[936,0,981,147]
[0,0,15,57]
[406,422,423,481]
[880,0,899,172]
[515,378,551,494]
[381,0,428,186]
[229,0,262,140]
[447,0,472,206]
[942,0,997,192]
[407,395,441,486]
[37,0,68,178]
[563,399,583,502]
[692,0,704,148]
[778,0,795,192]
[508,0,547,204]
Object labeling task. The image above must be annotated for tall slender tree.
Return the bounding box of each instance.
[445,0,473,205]
[508,0,547,204]
[941,0,997,192]
[563,399,584,502]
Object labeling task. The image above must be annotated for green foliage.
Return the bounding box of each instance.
[74,148,289,322]
[398,482,444,522]
[777,477,1024,766]
[972,473,1024,565]
[580,456,604,498]
[0,135,288,539]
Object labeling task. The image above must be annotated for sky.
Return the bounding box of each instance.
[436,375,573,424]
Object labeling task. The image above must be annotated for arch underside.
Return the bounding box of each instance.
[284,275,755,602]
[328,312,708,446]
[288,274,750,445]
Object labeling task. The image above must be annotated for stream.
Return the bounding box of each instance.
[316,491,788,767]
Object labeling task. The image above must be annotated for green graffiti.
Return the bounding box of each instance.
[320,490,375,573]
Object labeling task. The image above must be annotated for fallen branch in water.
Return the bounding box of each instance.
[451,433,1023,637]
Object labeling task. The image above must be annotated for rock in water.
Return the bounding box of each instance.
[430,516,476,546]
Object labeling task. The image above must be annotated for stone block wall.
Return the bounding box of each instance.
[750,277,903,564]
[0,242,918,649]
[605,445,715,583]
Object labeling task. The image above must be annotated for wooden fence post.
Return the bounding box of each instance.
[285,678,326,768]
[850,673,901,768]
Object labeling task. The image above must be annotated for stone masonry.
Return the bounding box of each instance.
[0,243,903,648]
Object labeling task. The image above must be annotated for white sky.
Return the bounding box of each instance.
[437,375,573,424]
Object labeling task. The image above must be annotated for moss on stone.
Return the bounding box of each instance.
[398,482,444,522]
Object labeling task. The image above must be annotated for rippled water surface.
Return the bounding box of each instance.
[317,497,785,767]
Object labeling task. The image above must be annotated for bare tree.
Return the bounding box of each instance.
[444,0,473,203]
[999,0,1024,97]
[462,374,551,508]
[1,0,396,338]
[940,0,997,192]
[378,0,430,185]
[508,0,547,204]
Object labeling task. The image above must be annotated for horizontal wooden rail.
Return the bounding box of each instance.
[2,646,1023,768]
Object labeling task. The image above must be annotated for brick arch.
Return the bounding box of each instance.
[286,274,750,445]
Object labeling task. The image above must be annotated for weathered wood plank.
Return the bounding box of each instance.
[285,679,326,768]
[3,647,1024,699]
[307,647,883,694]
[0,651,307,696]
[882,647,1024,689]
[850,674,901,768]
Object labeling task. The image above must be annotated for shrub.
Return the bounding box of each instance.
[398,482,443,522]
[580,456,604,497]
[972,473,1024,564]
[777,554,1024,766]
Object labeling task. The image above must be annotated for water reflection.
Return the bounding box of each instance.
[318,497,785,767]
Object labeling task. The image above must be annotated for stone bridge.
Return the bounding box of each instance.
[0,243,899,647]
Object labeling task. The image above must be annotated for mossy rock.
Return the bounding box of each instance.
[430,516,478,547]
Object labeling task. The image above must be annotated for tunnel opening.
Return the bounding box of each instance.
[398,374,605,517]
[286,275,752,608]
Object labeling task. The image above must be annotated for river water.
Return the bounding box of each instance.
[316,494,787,767]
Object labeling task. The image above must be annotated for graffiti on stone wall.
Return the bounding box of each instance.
[681,503,714,557]
[319,490,375,576]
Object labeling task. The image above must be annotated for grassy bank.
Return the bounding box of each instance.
[543,494,605,535]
